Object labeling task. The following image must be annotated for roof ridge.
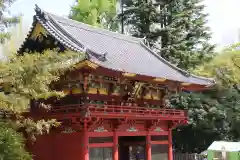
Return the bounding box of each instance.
[31,5,214,86]
[46,12,142,44]
[34,7,108,61]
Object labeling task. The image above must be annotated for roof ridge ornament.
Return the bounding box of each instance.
[35,4,43,16]
[86,48,107,62]
[34,4,49,22]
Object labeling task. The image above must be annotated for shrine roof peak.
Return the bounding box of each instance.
[20,5,215,86]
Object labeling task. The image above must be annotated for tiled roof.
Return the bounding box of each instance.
[21,5,215,86]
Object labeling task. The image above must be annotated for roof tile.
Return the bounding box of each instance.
[26,6,215,86]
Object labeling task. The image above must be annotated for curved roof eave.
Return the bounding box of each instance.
[19,5,215,87]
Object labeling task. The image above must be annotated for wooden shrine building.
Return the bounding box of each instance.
[20,5,215,160]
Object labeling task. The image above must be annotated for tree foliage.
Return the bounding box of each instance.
[117,0,240,153]
[170,43,240,153]
[0,122,32,160]
[69,0,118,31]
[120,0,215,69]
[0,49,85,130]
[0,46,85,158]
[0,16,86,158]
[194,43,240,86]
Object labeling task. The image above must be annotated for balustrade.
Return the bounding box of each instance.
[48,104,187,120]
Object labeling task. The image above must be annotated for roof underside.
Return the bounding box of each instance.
[21,5,215,86]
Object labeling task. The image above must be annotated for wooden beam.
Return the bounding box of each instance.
[153,78,166,82]
[88,132,114,137]
[89,143,113,148]
[151,140,168,145]
[116,131,168,136]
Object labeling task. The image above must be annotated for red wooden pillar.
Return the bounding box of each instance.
[146,133,151,160]
[113,130,119,160]
[83,122,89,160]
[168,129,173,160]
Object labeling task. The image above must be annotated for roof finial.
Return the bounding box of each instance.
[34,4,48,21]
[35,4,41,14]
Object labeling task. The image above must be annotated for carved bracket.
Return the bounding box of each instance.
[148,119,160,131]
[126,120,137,132]
[126,126,138,132]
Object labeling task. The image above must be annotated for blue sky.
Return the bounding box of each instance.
[9,0,240,49]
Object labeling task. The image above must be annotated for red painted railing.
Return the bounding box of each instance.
[49,104,188,121]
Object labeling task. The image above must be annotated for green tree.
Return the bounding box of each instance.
[194,43,240,87]
[0,122,32,160]
[0,47,85,159]
[120,0,215,69]
[69,0,118,31]
[0,13,86,158]
[170,43,240,153]
[194,43,240,140]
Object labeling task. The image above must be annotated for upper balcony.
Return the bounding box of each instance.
[35,104,188,122]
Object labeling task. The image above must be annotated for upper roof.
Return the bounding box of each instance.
[19,5,215,86]
[208,141,240,152]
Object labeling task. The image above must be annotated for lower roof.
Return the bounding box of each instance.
[19,5,215,87]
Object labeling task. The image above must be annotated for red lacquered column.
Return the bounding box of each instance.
[168,129,173,160]
[113,129,119,160]
[83,122,89,160]
[146,133,151,160]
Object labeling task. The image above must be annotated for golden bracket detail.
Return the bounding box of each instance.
[181,82,191,86]
[122,73,136,77]
[74,60,99,69]
[153,77,166,82]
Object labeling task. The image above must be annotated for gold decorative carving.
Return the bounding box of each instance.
[30,23,48,41]
[143,88,152,99]
[98,88,108,95]
[152,89,159,100]
[63,89,70,94]
[181,82,191,86]
[72,88,82,94]
[88,88,98,94]
[122,73,136,77]
[153,78,166,82]
[133,82,144,98]
[74,60,99,69]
